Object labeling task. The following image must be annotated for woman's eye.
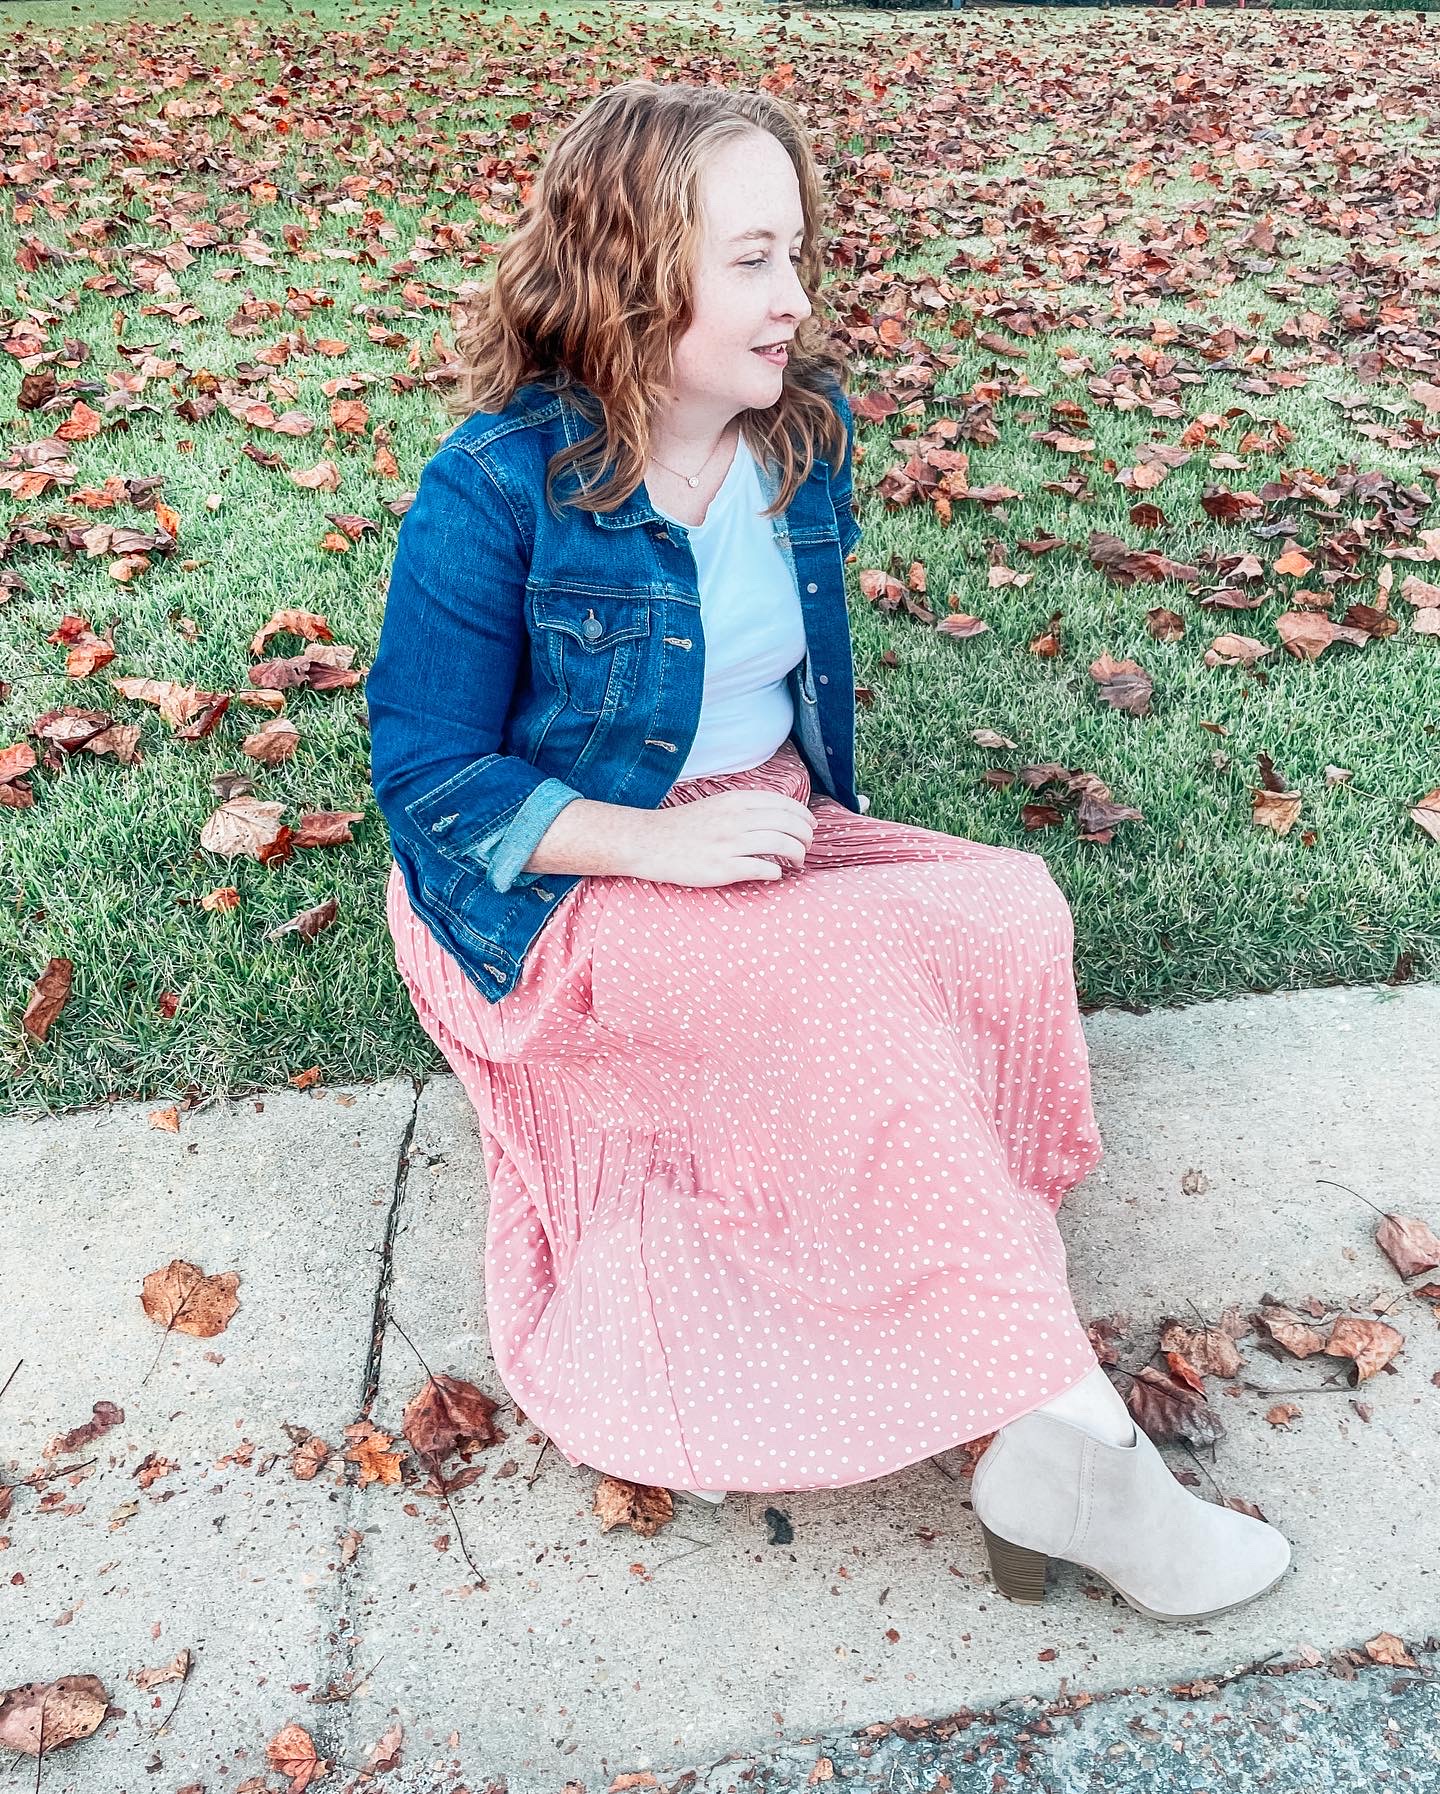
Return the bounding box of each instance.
[742,255,804,269]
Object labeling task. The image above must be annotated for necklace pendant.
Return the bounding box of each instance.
[686,475,699,488]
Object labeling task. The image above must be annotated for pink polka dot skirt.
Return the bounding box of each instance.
[385,737,1106,1495]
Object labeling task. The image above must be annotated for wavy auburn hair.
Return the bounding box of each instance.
[441,79,851,523]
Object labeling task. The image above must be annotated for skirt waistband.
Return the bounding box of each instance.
[660,737,812,809]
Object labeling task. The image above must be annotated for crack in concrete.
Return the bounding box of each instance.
[307,1074,426,1766]
[360,1074,425,1418]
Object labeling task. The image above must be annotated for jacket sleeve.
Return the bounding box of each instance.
[827,382,862,559]
[366,439,584,896]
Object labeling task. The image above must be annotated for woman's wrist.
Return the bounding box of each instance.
[522,797,659,881]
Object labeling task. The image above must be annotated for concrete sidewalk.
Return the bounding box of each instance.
[3,982,1438,1791]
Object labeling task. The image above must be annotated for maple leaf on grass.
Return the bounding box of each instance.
[31,706,141,766]
[249,642,364,693]
[45,613,116,678]
[1274,611,1370,661]
[242,715,300,763]
[249,607,335,656]
[22,956,72,1042]
[0,742,37,808]
[1408,789,1440,844]
[1205,633,1272,669]
[293,808,365,847]
[263,896,338,941]
[1088,651,1153,716]
[1251,750,1302,837]
[1088,531,1200,588]
[200,795,293,862]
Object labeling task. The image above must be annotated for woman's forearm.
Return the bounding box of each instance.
[521,797,657,880]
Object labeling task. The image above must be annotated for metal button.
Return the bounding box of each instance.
[581,613,604,642]
[826,746,833,755]
[806,582,818,593]
[818,674,828,685]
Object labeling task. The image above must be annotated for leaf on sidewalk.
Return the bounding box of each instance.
[140,1259,240,1338]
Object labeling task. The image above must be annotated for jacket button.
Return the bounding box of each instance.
[582,614,604,641]
[818,674,828,684]
[806,582,818,593]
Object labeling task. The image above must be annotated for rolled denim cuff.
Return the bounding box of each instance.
[486,776,585,894]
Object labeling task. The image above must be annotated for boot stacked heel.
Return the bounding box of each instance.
[970,1407,1293,1624]
[979,1522,1049,1604]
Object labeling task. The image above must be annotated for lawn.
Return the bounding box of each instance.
[1,0,1438,1114]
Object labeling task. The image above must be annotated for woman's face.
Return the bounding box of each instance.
[663,130,814,430]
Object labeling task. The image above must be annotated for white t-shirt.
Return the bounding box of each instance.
[654,434,807,781]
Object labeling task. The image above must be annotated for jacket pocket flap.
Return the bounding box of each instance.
[529,590,652,651]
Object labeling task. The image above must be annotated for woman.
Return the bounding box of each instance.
[366,81,1292,1624]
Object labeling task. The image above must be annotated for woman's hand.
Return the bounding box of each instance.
[628,789,816,887]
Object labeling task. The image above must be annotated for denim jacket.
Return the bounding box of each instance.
[367,374,864,1004]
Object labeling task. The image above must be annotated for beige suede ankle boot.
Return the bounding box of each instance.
[969,1408,1292,1623]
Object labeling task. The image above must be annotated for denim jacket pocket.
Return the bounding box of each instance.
[529,588,653,719]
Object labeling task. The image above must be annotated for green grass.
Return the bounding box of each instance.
[1,0,1438,1113]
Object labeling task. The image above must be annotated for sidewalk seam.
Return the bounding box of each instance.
[360,1074,425,1417]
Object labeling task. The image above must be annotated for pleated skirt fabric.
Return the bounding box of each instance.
[384,737,1105,1494]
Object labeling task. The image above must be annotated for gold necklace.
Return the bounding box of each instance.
[648,425,734,489]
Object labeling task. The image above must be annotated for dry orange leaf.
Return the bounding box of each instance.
[1408,789,1440,844]
[1323,1314,1404,1381]
[1253,1304,1329,1357]
[1251,787,1303,836]
[402,1373,504,1465]
[1089,651,1153,716]
[249,609,335,657]
[266,1720,330,1793]
[294,809,365,847]
[140,1258,240,1338]
[1205,633,1272,669]
[242,717,301,764]
[288,459,344,492]
[46,614,116,678]
[0,1675,111,1755]
[593,1475,676,1537]
[1375,1212,1440,1278]
[343,1421,405,1487]
[1275,612,1369,660]
[22,957,73,1043]
[1,741,37,809]
[290,1435,331,1481]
